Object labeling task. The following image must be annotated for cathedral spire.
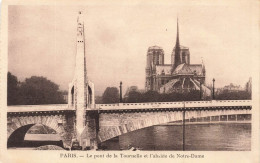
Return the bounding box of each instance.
[202,58,206,75]
[175,17,180,48]
[173,17,181,70]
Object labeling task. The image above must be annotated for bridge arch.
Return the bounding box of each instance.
[98,108,251,143]
[87,81,95,105]
[7,115,68,148]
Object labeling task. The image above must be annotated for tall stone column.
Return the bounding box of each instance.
[75,11,88,142]
[74,11,98,149]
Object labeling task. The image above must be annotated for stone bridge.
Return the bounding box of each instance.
[95,100,252,142]
[7,104,75,148]
[7,100,252,148]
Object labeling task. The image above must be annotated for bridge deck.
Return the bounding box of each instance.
[94,100,252,110]
[7,100,252,112]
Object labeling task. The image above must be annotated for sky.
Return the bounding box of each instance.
[8,2,257,96]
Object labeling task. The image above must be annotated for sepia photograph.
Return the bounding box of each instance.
[1,1,259,162]
[6,4,255,151]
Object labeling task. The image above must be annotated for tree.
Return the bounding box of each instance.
[95,96,103,104]
[7,72,66,105]
[102,87,119,103]
[142,91,160,102]
[18,76,65,105]
[126,90,143,103]
[124,90,201,103]
[216,90,251,100]
[7,72,19,105]
[183,90,200,101]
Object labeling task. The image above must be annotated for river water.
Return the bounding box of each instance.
[15,123,250,151]
[101,123,251,151]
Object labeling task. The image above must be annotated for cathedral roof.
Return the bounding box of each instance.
[188,64,203,75]
[155,63,204,76]
[173,63,193,74]
[173,63,204,75]
[156,65,172,75]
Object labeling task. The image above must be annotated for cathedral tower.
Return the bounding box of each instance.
[145,46,164,91]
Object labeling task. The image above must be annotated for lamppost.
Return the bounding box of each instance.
[212,78,215,100]
[200,81,202,100]
[119,81,123,103]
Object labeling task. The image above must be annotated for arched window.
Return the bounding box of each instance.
[182,52,186,63]
[71,86,74,105]
[157,55,160,64]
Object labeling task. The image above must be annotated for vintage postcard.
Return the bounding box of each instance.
[0,0,259,162]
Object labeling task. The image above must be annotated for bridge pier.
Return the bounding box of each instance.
[80,110,99,150]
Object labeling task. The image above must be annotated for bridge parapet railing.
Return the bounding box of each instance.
[94,100,252,110]
[184,100,252,108]
[8,104,71,112]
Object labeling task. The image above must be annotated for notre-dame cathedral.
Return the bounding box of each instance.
[145,19,211,96]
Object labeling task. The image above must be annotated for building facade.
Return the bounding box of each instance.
[216,83,244,94]
[145,19,210,96]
